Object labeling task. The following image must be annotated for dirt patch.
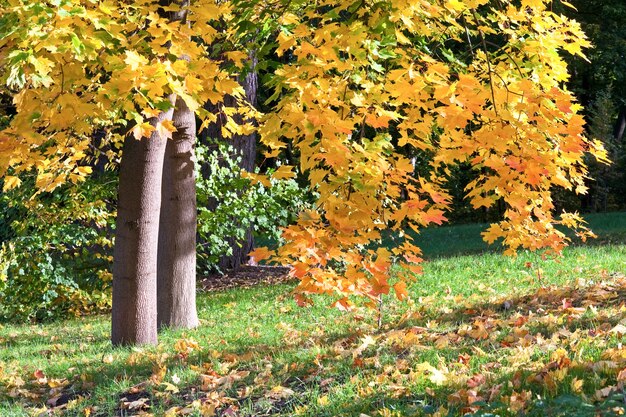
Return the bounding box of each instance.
[198,266,293,292]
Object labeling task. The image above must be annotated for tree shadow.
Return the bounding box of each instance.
[417,274,626,330]
[3,274,626,416]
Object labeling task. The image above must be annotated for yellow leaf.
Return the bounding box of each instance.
[241,171,270,187]
[124,50,148,71]
[161,382,179,393]
[142,108,161,118]
[199,402,216,416]
[156,120,177,139]
[280,13,299,25]
[560,0,577,10]
[132,122,156,140]
[266,385,295,400]
[165,407,180,417]
[570,378,583,393]
[185,75,204,94]
[445,0,467,11]
[3,176,21,191]
[272,165,296,180]
[276,32,297,57]
[264,148,282,158]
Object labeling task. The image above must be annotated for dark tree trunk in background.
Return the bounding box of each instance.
[232,58,258,173]
[157,97,199,330]
[111,99,175,346]
[614,107,626,142]
[200,55,258,272]
[90,128,109,175]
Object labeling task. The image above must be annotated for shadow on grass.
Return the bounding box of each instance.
[3,267,626,416]
[420,273,626,329]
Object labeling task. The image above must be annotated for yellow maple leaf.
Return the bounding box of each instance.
[272,165,296,180]
[124,50,148,71]
[132,122,156,140]
[156,120,177,139]
[3,176,21,191]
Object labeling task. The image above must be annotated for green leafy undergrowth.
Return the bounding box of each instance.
[196,143,311,273]
[1,243,626,416]
[0,173,115,322]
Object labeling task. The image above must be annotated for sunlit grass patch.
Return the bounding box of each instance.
[0,214,625,416]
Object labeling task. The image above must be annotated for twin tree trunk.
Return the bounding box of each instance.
[111,4,258,345]
[112,96,200,346]
[112,0,199,346]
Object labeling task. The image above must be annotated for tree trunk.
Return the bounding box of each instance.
[220,60,258,271]
[614,107,626,142]
[200,55,258,272]
[157,97,199,329]
[111,100,174,346]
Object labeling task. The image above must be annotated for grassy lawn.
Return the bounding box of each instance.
[1,212,626,416]
[414,211,626,259]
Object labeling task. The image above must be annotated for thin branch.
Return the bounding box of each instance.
[472,10,498,117]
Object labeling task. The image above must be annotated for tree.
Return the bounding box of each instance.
[113,0,202,344]
[0,0,244,345]
[157,96,199,330]
[251,0,608,308]
[199,55,259,272]
[0,0,608,343]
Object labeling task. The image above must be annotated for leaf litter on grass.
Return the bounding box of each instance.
[2,267,626,416]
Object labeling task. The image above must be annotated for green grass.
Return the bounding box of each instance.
[413,210,626,258]
[1,212,626,416]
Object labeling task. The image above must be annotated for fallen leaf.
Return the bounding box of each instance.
[467,374,486,388]
[266,385,295,400]
[121,397,149,411]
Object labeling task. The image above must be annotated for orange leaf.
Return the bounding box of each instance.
[248,246,274,263]
[393,281,408,301]
[332,297,353,311]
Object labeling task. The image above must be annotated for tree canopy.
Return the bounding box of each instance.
[0,0,607,315]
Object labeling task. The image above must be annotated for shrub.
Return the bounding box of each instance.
[0,174,115,321]
[196,143,311,273]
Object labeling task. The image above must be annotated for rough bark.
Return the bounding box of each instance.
[157,97,199,329]
[111,100,174,346]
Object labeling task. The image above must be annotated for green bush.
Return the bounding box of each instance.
[0,173,115,321]
[196,143,311,272]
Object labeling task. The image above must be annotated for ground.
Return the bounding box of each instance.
[1,212,626,416]
[199,266,291,293]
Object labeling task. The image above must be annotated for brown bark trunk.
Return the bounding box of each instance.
[157,97,199,329]
[111,99,175,346]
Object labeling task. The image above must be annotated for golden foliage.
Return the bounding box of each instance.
[0,0,605,306]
